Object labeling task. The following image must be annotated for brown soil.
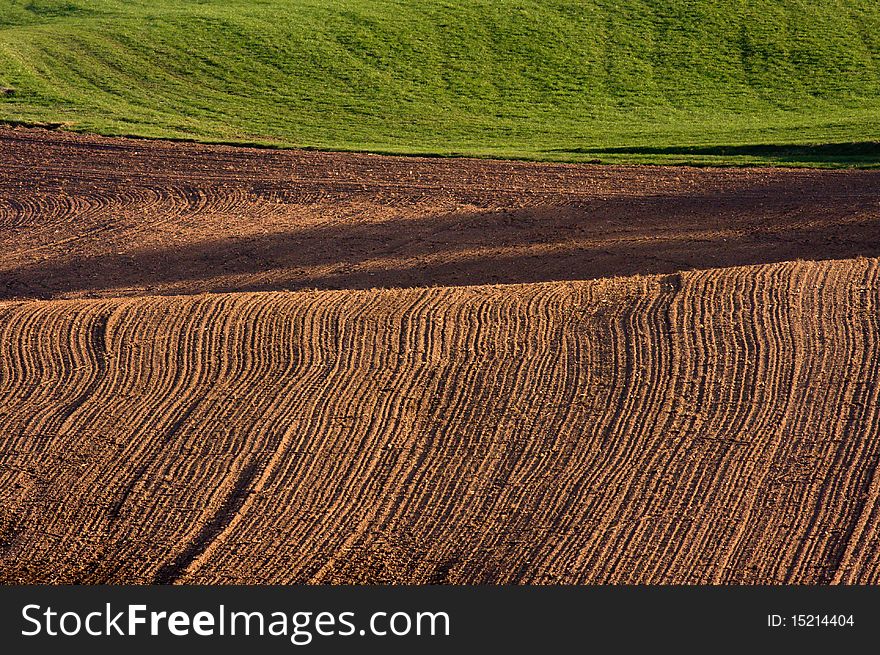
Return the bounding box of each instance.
[1,127,879,584]
[2,127,879,300]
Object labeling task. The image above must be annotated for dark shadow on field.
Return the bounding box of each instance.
[2,172,880,298]
[552,142,880,166]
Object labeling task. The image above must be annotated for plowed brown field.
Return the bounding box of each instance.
[2,128,880,584]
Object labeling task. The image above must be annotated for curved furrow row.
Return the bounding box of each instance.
[534,277,672,582]
[0,183,282,251]
[73,296,242,581]
[744,261,854,582]
[695,264,777,583]
[459,283,601,584]
[354,284,571,584]
[681,262,804,583]
[2,256,880,583]
[299,287,466,584]
[177,289,383,583]
[831,259,880,583]
[273,287,475,583]
[633,267,737,584]
[779,259,880,583]
[0,300,118,577]
[655,262,791,584]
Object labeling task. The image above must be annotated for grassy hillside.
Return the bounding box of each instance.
[0,0,878,166]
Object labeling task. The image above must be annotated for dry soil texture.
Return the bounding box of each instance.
[1,128,880,583]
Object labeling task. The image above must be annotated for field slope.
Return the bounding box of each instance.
[2,260,880,584]
[2,128,880,583]
[0,0,879,166]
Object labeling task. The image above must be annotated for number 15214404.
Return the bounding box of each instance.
[768,614,854,628]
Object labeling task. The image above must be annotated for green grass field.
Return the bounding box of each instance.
[1,0,879,166]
